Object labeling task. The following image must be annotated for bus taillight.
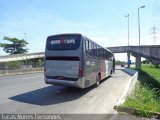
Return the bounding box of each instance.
[79,69,84,77]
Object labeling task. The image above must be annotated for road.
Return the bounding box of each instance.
[0,69,139,119]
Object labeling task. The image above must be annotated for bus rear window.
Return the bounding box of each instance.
[47,35,81,50]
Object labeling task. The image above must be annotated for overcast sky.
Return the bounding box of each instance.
[0,0,160,61]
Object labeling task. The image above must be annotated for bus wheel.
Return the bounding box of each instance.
[95,73,101,87]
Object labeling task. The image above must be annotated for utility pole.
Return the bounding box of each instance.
[24,33,27,41]
[125,14,130,68]
[150,26,160,45]
[137,5,145,69]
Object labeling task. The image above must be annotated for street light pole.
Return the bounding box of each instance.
[24,33,27,41]
[24,32,27,54]
[138,5,145,53]
[138,8,140,53]
[137,5,145,69]
[125,14,129,47]
[125,14,130,68]
[127,14,129,47]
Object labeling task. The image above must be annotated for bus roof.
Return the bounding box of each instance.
[47,33,82,38]
[47,33,114,56]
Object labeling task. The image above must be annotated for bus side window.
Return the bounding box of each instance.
[103,49,105,58]
[85,40,89,53]
[104,51,107,59]
[99,48,102,58]
[101,49,103,58]
[89,41,92,56]
[97,46,100,57]
[106,51,109,59]
[96,46,99,57]
[94,45,97,56]
[91,43,94,57]
[101,48,104,58]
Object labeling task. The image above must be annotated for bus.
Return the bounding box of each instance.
[44,33,115,88]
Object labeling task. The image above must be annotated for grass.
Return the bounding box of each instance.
[142,64,160,84]
[123,64,160,117]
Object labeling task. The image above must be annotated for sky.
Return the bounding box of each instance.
[0,0,160,62]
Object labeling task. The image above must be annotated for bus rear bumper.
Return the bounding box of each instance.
[45,78,85,89]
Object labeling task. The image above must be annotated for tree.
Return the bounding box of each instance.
[0,36,29,54]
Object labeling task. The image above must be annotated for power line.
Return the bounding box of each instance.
[149,26,160,45]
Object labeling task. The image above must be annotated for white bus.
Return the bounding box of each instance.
[44,33,115,88]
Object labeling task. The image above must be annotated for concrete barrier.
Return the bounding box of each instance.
[114,68,160,119]
[114,68,138,107]
[0,68,44,76]
[0,52,44,63]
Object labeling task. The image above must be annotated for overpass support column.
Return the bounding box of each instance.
[127,51,130,68]
[136,55,141,69]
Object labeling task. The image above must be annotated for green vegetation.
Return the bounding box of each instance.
[142,60,160,68]
[6,61,23,69]
[123,65,160,117]
[0,36,28,54]
[140,65,160,86]
[115,60,126,65]
[141,60,151,64]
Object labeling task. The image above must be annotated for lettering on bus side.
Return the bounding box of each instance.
[51,39,76,44]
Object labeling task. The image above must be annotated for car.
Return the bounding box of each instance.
[121,64,125,67]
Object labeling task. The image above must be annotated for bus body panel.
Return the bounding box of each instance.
[45,77,85,88]
[45,60,79,78]
[44,33,114,88]
[84,55,100,87]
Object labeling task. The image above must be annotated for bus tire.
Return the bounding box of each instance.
[95,73,101,87]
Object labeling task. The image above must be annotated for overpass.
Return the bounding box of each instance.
[0,52,44,63]
[107,45,160,69]
[0,45,159,69]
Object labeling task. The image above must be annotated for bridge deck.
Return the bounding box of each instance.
[107,45,160,62]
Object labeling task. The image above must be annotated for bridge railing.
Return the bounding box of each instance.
[0,52,44,59]
[0,52,45,63]
[108,45,160,61]
[130,46,160,60]
[107,46,129,53]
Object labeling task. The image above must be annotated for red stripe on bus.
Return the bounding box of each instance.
[60,40,64,44]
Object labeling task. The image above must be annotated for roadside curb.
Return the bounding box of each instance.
[114,68,139,115]
[114,68,160,119]
[114,68,138,106]
[114,106,160,119]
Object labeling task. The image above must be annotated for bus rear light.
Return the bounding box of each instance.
[79,69,84,77]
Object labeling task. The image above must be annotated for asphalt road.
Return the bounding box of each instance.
[0,69,136,119]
